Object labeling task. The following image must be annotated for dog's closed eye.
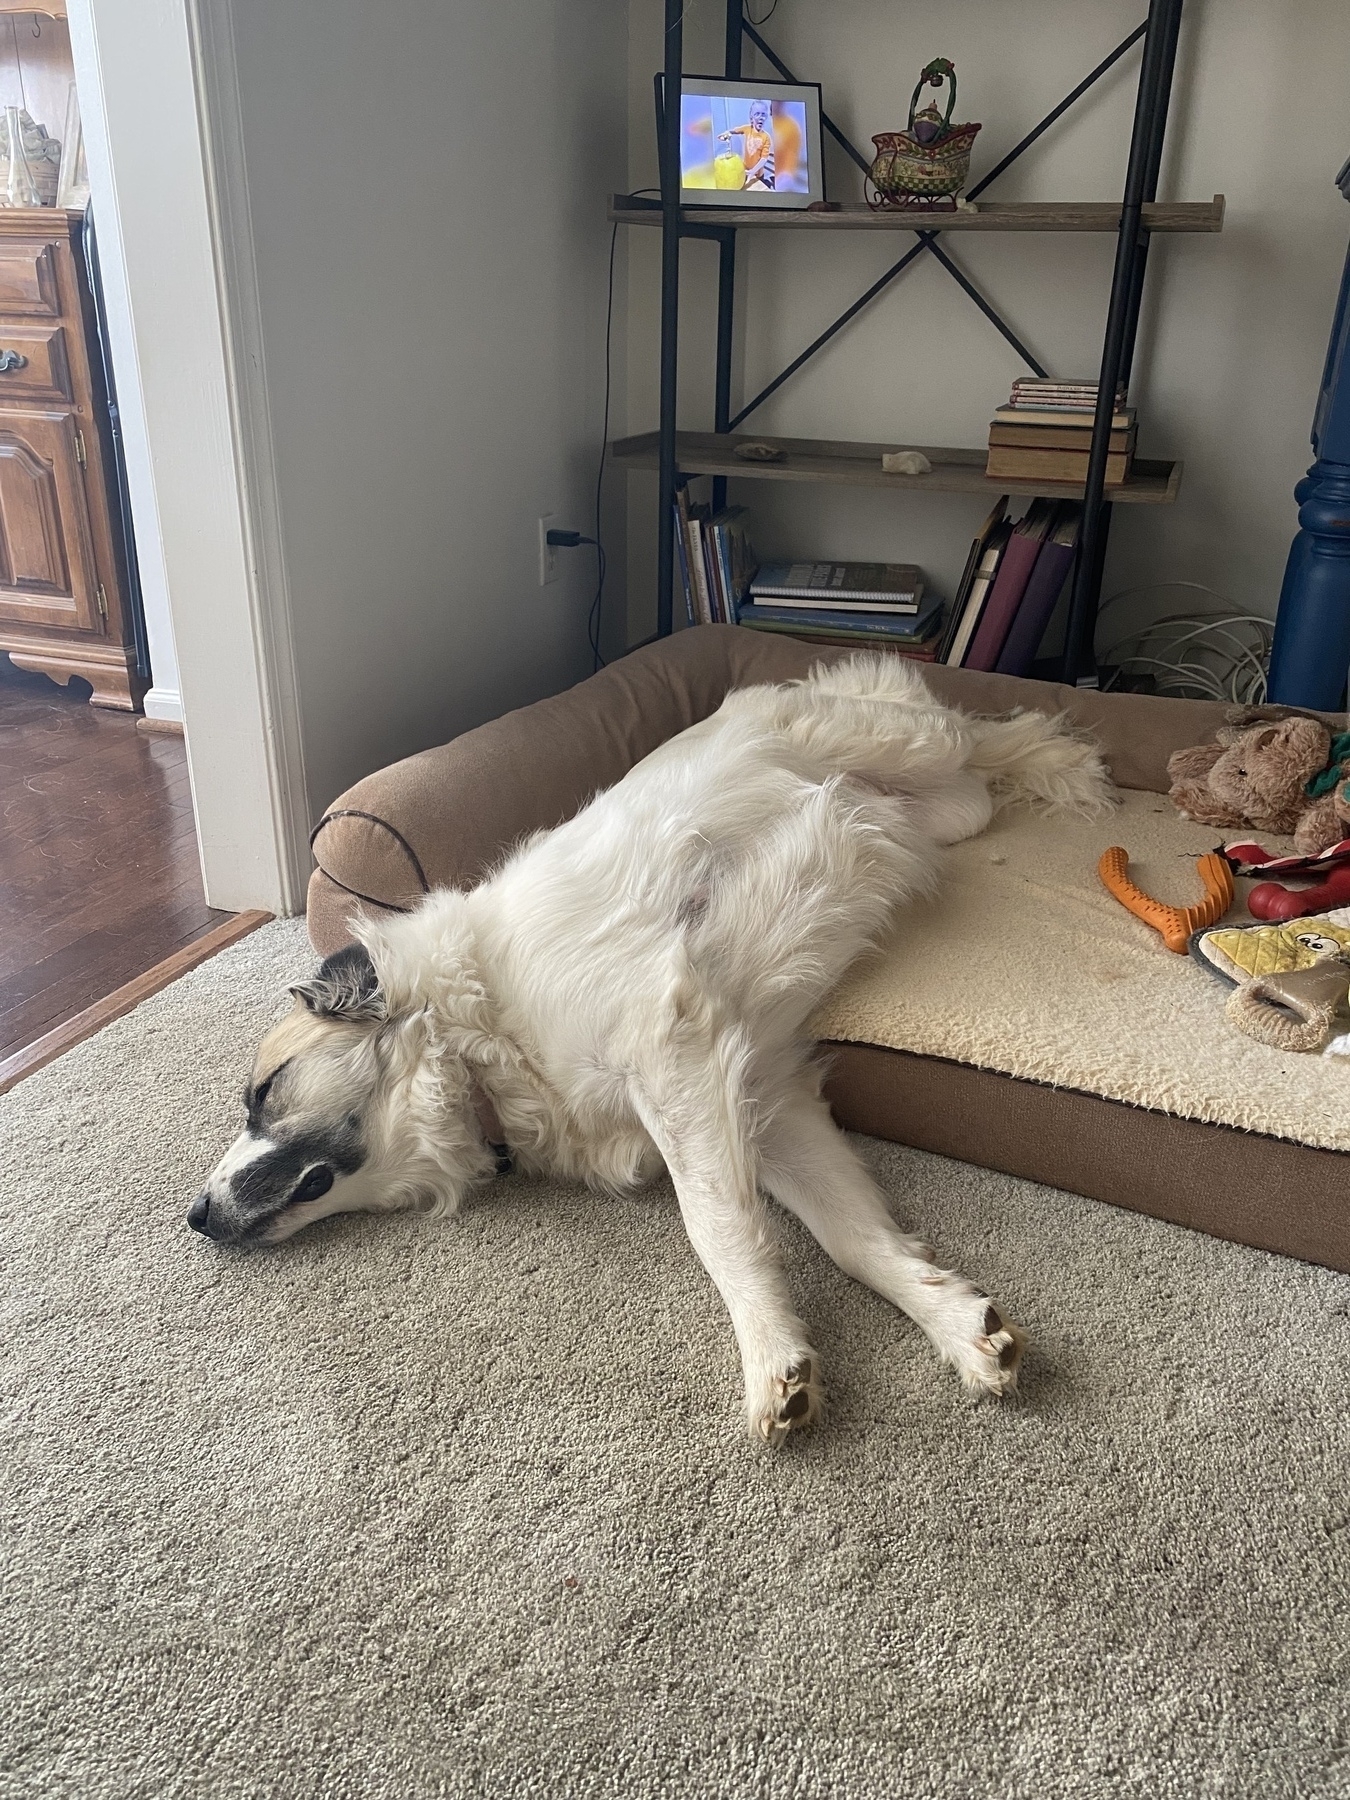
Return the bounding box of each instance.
[245,1065,285,1125]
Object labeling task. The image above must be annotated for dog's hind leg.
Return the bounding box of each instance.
[631,1012,823,1446]
[758,1089,1025,1397]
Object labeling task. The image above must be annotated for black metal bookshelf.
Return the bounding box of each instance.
[616,0,1217,684]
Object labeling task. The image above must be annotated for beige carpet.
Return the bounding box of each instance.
[812,788,1350,1150]
[2,919,1349,1800]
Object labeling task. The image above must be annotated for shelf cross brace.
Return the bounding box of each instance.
[728,17,1150,431]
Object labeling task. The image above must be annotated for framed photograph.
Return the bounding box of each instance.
[662,76,824,210]
[56,83,89,211]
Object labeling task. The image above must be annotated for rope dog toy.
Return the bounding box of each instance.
[1097,845,1235,953]
[1225,959,1350,1053]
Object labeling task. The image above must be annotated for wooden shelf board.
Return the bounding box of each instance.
[610,195,1225,235]
[611,431,1182,506]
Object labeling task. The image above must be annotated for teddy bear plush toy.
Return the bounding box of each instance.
[1166,707,1350,856]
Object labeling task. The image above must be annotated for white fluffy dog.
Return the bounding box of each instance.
[191,655,1111,1442]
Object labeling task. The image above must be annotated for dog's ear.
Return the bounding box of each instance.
[290,943,386,1023]
[354,891,499,1051]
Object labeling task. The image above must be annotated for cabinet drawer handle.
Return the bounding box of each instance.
[0,350,28,373]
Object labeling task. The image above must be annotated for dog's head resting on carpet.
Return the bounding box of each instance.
[188,921,504,1246]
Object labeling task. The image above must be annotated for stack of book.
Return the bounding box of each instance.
[937,496,1082,675]
[735,562,944,656]
[986,377,1136,487]
[675,490,756,624]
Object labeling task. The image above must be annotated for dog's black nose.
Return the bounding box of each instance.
[187,1192,213,1234]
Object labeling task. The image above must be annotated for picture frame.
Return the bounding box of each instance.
[56,82,88,211]
[660,75,825,211]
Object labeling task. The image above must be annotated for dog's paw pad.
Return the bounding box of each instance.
[753,1357,821,1445]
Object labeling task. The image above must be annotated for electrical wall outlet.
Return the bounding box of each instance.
[538,514,560,587]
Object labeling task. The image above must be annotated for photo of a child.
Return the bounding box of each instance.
[719,99,775,190]
[679,90,811,197]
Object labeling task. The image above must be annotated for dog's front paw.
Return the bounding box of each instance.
[747,1355,821,1446]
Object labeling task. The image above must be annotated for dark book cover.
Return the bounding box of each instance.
[937,498,1007,665]
[711,508,756,610]
[942,520,1013,667]
[736,597,942,639]
[751,561,922,604]
[709,525,730,622]
[994,506,1081,677]
[673,501,694,627]
[962,501,1057,671]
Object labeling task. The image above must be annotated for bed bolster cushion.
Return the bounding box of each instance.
[306,624,1342,954]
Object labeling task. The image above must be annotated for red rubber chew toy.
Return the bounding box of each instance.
[1247,863,1350,921]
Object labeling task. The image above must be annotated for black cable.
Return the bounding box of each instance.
[590,216,619,670]
[746,0,778,22]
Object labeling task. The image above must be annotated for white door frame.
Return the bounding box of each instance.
[66,0,309,916]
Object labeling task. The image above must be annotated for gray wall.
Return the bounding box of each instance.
[224,0,629,821]
[625,0,1350,654]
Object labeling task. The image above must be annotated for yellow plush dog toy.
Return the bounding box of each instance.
[1193,911,1350,1052]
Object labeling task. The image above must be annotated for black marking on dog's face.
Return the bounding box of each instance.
[191,986,386,1244]
[190,1109,366,1246]
[289,944,384,1023]
[232,1120,361,1215]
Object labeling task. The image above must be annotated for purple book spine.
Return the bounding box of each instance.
[994,538,1078,677]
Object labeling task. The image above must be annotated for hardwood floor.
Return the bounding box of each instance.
[0,658,230,1062]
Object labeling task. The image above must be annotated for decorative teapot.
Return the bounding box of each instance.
[867,59,981,211]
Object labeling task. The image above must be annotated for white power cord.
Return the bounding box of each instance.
[1095,583,1273,705]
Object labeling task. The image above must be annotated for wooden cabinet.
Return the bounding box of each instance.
[0,211,141,709]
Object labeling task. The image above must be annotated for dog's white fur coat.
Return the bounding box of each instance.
[201,656,1113,1441]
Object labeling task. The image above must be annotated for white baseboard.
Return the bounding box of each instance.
[143,685,184,722]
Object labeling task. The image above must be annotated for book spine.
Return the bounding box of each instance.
[750,591,920,609]
[989,425,1135,452]
[993,530,1078,677]
[748,596,920,614]
[673,502,694,627]
[702,527,724,624]
[985,448,1132,484]
[944,523,1011,666]
[737,603,937,638]
[993,408,1134,429]
[715,525,735,624]
[963,527,1045,670]
[688,519,712,627]
[675,486,705,626]
[938,529,990,664]
[944,577,992,665]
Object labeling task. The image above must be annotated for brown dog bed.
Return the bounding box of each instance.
[306,625,1350,1275]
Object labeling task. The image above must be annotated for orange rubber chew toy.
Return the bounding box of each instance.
[1097,845,1235,953]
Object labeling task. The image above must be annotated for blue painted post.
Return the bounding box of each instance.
[1268,159,1350,707]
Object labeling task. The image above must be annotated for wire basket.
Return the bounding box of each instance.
[867,59,981,212]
